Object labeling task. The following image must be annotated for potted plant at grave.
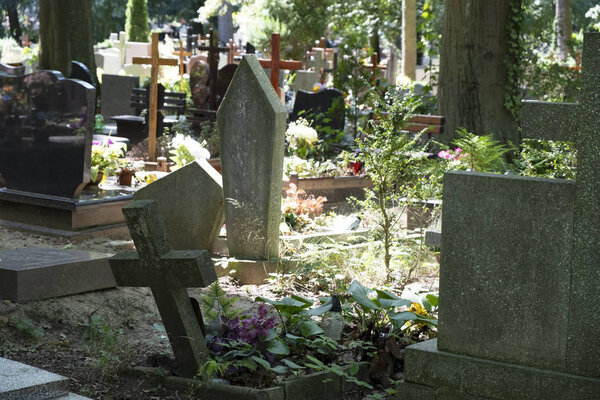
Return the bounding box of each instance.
[90,139,126,184]
[117,162,137,186]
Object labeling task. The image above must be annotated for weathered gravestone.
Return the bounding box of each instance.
[397,32,600,399]
[291,88,345,131]
[291,70,319,92]
[133,159,224,251]
[0,247,114,302]
[101,74,140,121]
[0,70,95,198]
[218,55,286,260]
[109,200,217,378]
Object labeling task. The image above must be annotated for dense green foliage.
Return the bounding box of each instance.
[125,0,150,42]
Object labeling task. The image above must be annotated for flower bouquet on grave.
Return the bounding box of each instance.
[90,139,126,183]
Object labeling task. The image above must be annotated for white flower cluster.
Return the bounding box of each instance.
[171,134,210,160]
[286,119,318,148]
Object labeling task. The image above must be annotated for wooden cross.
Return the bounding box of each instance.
[173,43,192,92]
[197,29,229,110]
[364,53,387,86]
[109,200,217,378]
[521,32,600,376]
[132,32,178,161]
[258,33,303,97]
[21,34,31,48]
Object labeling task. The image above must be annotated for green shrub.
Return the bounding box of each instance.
[125,0,150,42]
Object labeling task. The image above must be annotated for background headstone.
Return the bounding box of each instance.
[217,55,286,260]
[101,74,140,121]
[70,61,95,87]
[0,70,96,198]
[291,88,345,131]
[189,57,210,109]
[291,70,319,92]
[133,159,224,251]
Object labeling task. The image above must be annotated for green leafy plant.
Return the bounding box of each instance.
[516,139,576,179]
[82,314,131,380]
[200,280,241,323]
[13,318,44,341]
[445,127,512,173]
[353,87,428,283]
[168,134,209,170]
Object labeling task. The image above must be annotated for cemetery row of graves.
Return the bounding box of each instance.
[0,9,598,399]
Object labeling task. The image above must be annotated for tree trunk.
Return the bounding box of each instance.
[556,0,572,61]
[39,0,96,81]
[402,0,417,80]
[438,0,519,145]
[6,0,21,42]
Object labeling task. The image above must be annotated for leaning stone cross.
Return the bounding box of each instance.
[133,32,178,161]
[259,33,303,98]
[109,200,217,378]
[521,32,600,377]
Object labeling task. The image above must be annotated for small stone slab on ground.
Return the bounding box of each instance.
[0,357,91,400]
[0,247,115,302]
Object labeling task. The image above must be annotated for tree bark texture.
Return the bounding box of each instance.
[556,0,572,61]
[438,0,519,145]
[39,0,96,80]
[402,0,417,80]
[5,0,21,42]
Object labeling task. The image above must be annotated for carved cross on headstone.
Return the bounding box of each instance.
[364,53,386,86]
[521,32,600,377]
[197,29,229,110]
[133,32,178,161]
[173,44,192,92]
[258,33,303,98]
[109,200,217,378]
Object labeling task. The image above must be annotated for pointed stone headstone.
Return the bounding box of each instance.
[133,159,224,251]
[217,55,286,260]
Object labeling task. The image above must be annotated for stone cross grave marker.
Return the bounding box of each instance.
[521,31,600,377]
[397,32,600,399]
[109,200,217,378]
[132,32,178,161]
[306,48,329,77]
[173,43,192,92]
[259,33,303,98]
[197,29,230,110]
[217,55,286,260]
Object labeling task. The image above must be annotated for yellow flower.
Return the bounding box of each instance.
[409,302,429,317]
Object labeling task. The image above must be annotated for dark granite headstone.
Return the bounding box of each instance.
[245,42,256,54]
[101,74,140,120]
[69,61,95,87]
[189,57,210,109]
[290,88,345,131]
[0,247,115,302]
[218,63,237,103]
[0,70,96,198]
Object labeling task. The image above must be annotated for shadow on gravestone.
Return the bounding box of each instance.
[0,70,95,198]
[133,159,224,251]
[290,88,345,131]
[397,32,600,399]
[217,55,286,261]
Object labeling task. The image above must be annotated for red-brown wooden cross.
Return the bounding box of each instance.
[364,53,387,86]
[197,29,230,110]
[133,32,178,161]
[173,44,192,92]
[258,33,303,97]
